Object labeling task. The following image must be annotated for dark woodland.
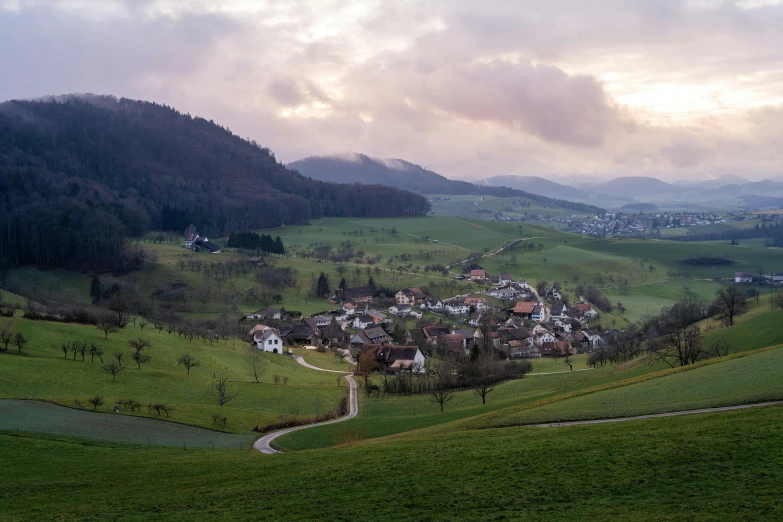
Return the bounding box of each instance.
[0,95,430,270]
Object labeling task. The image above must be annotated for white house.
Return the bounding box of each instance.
[421,297,443,310]
[545,286,562,301]
[517,279,531,291]
[246,308,283,320]
[734,272,754,283]
[534,331,556,346]
[487,284,525,300]
[444,299,470,315]
[340,303,356,316]
[352,314,375,329]
[531,303,546,322]
[254,329,284,353]
[464,297,488,312]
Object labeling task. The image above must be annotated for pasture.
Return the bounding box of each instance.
[0,317,348,433]
[481,346,783,428]
[2,405,781,520]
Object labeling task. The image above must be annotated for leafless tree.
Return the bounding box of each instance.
[177,352,201,375]
[772,292,783,310]
[247,347,264,383]
[711,339,732,357]
[13,332,26,354]
[213,375,239,406]
[713,287,748,326]
[113,351,124,366]
[88,395,104,410]
[138,318,148,330]
[97,321,118,339]
[103,361,124,382]
[0,325,12,352]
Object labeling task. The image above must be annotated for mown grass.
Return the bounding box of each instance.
[0,317,347,433]
[481,345,783,428]
[2,405,782,520]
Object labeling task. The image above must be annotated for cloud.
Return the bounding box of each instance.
[1,0,783,181]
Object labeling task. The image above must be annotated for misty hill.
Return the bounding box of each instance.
[584,176,676,198]
[0,95,429,270]
[290,154,605,215]
[482,175,584,199]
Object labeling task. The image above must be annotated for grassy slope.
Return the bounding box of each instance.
[0,317,347,433]
[2,406,782,520]
[700,308,783,354]
[481,346,783,427]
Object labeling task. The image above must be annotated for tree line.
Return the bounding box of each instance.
[226,232,285,254]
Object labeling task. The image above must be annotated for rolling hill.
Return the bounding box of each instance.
[289,153,605,215]
[482,175,585,199]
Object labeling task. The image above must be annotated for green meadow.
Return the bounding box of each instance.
[2,405,781,520]
[0,316,348,433]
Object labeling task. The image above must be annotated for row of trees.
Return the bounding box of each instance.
[226,232,285,254]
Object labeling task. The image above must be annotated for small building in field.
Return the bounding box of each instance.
[735,272,754,283]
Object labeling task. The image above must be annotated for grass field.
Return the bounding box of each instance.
[0,317,347,434]
[700,308,783,355]
[0,399,253,448]
[481,346,783,428]
[2,405,781,520]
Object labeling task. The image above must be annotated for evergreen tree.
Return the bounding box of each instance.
[274,236,285,254]
[90,276,102,304]
[316,272,331,298]
[338,277,347,290]
[368,275,377,292]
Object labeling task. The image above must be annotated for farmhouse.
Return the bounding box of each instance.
[497,273,513,285]
[444,299,470,315]
[464,296,488,311]
[253,328,284,353]
[735,272,754,283]
[470,269,487,281]
[351,326,392,345]
[510,301,536,318]
[364,344,426,372]
[395,287,426,305]
[341,286,374,303]
[421,297,443,310]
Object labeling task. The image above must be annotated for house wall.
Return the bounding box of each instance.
[256,333,284,353]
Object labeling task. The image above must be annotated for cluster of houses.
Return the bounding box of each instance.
[244,262,605,369]
[734,272,783,284]
[576,211,730,237]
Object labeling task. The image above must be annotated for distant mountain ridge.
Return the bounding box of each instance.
[289,153,606,214]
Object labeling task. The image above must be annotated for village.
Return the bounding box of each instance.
[244,261,605,373]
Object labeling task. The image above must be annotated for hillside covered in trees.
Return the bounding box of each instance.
[0,95,430,270]
[290,154,605,215]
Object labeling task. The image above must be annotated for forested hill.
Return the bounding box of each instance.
[0,95,429,270]
[289,154,605,215]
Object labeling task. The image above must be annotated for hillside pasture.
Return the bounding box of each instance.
[0,317,347,433]
[480,346,783,428]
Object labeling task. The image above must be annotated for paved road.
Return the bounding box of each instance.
[253,359,358,454]
[530,401,783,428]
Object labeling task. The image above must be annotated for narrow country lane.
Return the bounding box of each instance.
[253,356,358,454]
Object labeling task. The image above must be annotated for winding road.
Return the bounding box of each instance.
[530,401,783,428]
[253,356,358,454]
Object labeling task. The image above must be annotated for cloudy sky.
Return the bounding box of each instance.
[2,0,782,181]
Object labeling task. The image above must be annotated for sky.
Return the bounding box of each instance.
[1,0,782,182]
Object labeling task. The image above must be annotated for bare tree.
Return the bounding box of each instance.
[113,352,124,366]
[88,395,104,410]
[472,357,495,405]
[97,321,118,339]
[0,326,12,352]
[711,339,732,357]
[132,352,151,369]
[177,352,201,375]
[13,332,26,354]
[103,361,124,382]
[89,343,104,363]
[246,347,264,383]
[713,287,748,326]
[773,292,783,310]
[213,375,239,406]
[138,318,148,331]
